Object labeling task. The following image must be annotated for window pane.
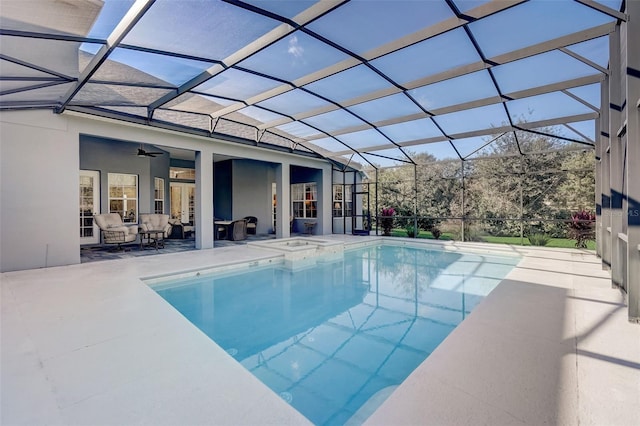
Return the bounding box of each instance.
[110,200,123,213]
[303,64,393,103]
[507,92,594,124]
[308,201,317,218]
[124,186,137,198]
[242,0,318,19]
[338,129,392,151]
[110,186,123,197]
[410,70,499,111]
[257,89,332,116]
[333,186,343,201]
[196,68,283,101]
[492,50,598,94]
[468,1,614,58]
[307,0,455,55]
[333,201,342,217]
[379,118,443,143]
[433,103,509,135]
[371,28,481,84]
[122,0,280,60]
[239,31,350,82]
[348,93,423,123]
[303,109,366,133]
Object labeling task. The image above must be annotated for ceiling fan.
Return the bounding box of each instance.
[136,145,164,158]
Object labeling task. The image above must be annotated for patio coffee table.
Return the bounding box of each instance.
[140,229,165,250]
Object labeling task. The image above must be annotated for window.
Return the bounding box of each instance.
[333,185,343,217]
[170,167,195,180]
[108,173,138,223]
[333,184,353,217]
[154,177,165,214]
[292,182,317,218]
[344,184,353,217]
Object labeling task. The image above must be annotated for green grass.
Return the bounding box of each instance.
[482,235,595,250]
[383,228,595,250]
[389,229,454,240]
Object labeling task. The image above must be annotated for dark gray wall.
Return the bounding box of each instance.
[214,160,232,220]
[232,159,275,234]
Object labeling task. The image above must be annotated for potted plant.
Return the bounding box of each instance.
[380,207,395,236]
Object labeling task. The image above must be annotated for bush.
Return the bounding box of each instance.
[431,227,442,240]
[405,224,417,238]
[568,210,595,248]
[527,233,550,246]
[380,207,395,236]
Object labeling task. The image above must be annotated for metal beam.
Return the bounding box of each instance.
[559,47,609,75]
[575,0,627,21]
[324,112,598,156]
[259,73,603,139]
[56,0,156,113]
[360,0,526,61]
[146,1,348,115]
[0,53,75,81]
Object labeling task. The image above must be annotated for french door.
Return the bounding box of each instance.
[170,182,195,224]
[79,170,100,244]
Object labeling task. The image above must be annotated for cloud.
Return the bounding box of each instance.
[287,35,304,58]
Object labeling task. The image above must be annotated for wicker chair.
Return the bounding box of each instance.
[229,219,248,241]
[94,213,139,251]
[139,214,172,237]
[244,216,258,235]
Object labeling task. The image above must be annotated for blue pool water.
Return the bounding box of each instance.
[153,244,519,425]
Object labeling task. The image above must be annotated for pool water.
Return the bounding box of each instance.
[153,244,519,425]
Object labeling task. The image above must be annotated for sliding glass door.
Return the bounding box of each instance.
[79,170,100,244]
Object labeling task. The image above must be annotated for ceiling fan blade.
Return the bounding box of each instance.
[136,148,163,157]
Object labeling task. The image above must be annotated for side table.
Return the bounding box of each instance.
[140,230,165,250]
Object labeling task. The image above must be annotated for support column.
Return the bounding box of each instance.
[609,26,624,286]
[195,149,214,249]
[625,0,640,322]
[275,162,290,239]
[595,83,604,257]
[600,77,612,267]
[319,164,332,235]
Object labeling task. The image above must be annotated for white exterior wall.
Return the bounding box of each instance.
[1,110,80,271]
[0,110,334,272]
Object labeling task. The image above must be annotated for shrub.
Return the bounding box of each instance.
[568,210,595,248]
[431,227,442,240]
[405,224,417,238]
[380,207,395,236]
[527,233,550,246]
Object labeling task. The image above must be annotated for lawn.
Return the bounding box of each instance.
[386,229,595,250]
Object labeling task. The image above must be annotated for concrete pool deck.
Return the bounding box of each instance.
[2,235,638,425]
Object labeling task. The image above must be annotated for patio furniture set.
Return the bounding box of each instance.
[94,213,259,251]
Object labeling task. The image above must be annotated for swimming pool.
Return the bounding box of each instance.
[152,243,520,425]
